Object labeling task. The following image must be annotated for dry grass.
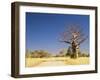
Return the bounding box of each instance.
[25,57,89,67]
[25,58,43,67]
[64,57,89,65]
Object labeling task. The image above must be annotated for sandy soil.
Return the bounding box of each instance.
[25,57,89,67]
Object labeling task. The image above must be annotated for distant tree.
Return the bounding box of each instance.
[30,50,51,58]
[58,51,65,57]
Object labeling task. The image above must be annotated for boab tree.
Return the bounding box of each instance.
[60,24,88,58]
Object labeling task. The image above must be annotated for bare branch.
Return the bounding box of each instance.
[59,40,71,44]
[59,23,87,46]
[78,36,88,45]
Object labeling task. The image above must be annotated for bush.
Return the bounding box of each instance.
[79,53,89,57]
[26,50,51,58]
[66,47,71,56]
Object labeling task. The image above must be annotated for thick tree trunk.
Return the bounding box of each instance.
[70,42,79,59]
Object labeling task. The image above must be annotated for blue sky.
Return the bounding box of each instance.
[26,12,89,54]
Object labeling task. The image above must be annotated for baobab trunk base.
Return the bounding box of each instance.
[70,53,78,59]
